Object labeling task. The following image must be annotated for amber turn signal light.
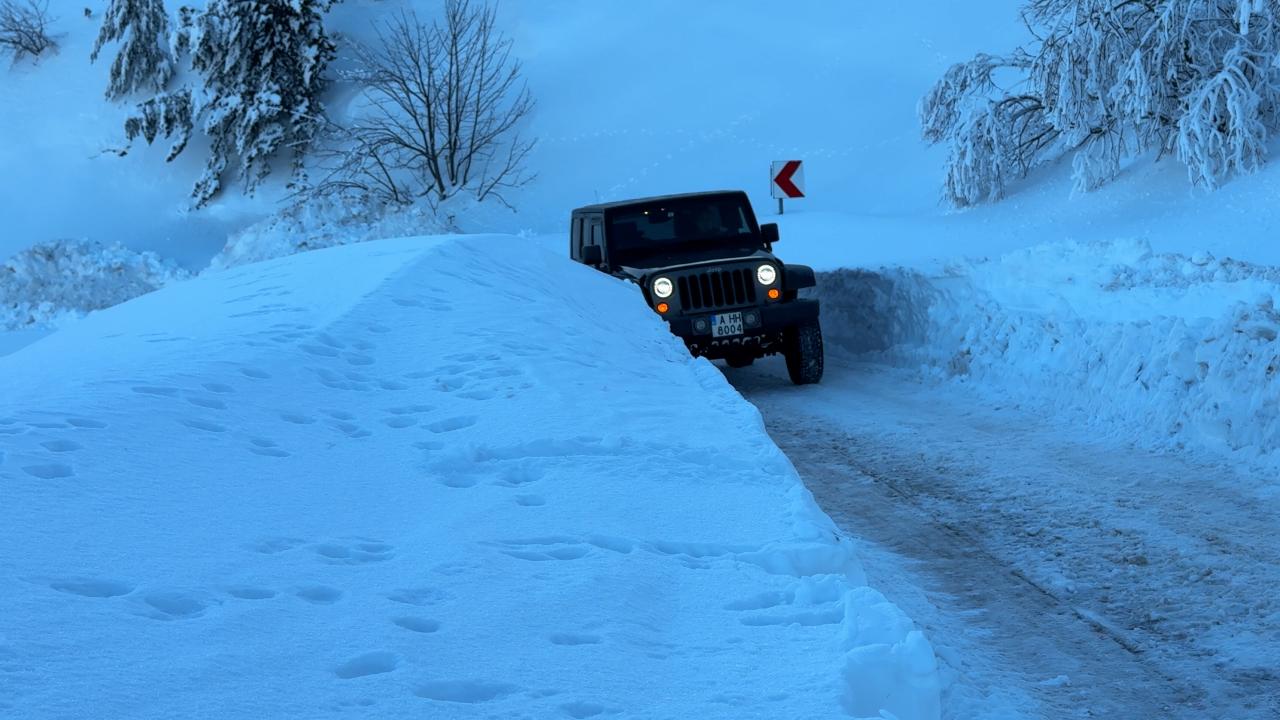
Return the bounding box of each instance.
[656,302,670,314]
[767,288,781,300]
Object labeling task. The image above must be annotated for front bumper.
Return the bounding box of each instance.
[664,299,819,357]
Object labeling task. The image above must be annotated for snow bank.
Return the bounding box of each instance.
[0,239,189,330]
[208,197,459,270]
[0,235,938,719]
[816,238,1280,473]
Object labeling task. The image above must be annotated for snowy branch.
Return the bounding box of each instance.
[921,0,1280,206]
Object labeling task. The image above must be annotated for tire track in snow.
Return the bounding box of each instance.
[731,359,1279,719]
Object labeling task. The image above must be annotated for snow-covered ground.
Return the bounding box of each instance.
[6,1,1280,717]
[730,356,1280,719]
[0,236,940,719]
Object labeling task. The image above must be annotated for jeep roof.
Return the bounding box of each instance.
[570,190,748,214]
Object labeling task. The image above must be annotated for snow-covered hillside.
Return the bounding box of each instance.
[0,235,939,719]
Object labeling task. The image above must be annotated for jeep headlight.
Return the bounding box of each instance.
[756,264,778,285]
[652,277,674,299]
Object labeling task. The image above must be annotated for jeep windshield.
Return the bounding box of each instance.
[606,196,762,268]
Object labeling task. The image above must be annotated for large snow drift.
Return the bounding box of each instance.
[815,239,1280,478]
[0,235,939,719]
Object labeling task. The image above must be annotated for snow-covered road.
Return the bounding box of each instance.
[730,357,1280,719]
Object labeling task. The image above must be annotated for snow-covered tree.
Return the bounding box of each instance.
[126,0,337,208]
[921,0,1280,206]
[90,0,173,100]
[185,0,336,206]
[171,5,196,58]
[124,87,192,161]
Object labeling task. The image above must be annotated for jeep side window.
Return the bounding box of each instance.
[572,217,585,260]
[589,220,602,248]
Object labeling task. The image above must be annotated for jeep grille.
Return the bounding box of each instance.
[677,267,757,311]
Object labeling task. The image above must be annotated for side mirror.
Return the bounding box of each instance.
[582,245,603,266]
[760,223,780,244]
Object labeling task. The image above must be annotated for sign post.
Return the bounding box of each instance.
[770,160,805,214]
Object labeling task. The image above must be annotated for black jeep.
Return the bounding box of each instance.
[570,190,823,384]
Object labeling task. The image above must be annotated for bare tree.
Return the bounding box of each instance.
[315,1,535,209]
[0,0,56,60]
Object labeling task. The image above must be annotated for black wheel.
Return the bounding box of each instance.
[724,354,755,369]
[783,320,824,385]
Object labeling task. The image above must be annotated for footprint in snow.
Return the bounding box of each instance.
[393,617,440,634]
[248,536,307,554]
[46,577,134,598]
[182,419,227,433]
[331,421,372,439]
[314,539,395,565]
[386,587,449,606]
[22,463,75,479]
[226,586,277,600]
[186,396,227,410]
[297,585,344,605]
[426,415,477,434]
[387,405,434,415]
[313,333,346,349]
[438,475,479,489]
[433,375,468,392]
[335,651,398,679]
[300,343,341,358]
[414,680,518,704]
[561,701,613,718]
[40,439,81,453]
[499,541,591,562]
[142,591,210,621]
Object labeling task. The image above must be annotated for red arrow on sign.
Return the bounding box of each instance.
[772,160,804,198]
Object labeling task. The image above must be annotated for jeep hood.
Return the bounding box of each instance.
[617,248,773,280]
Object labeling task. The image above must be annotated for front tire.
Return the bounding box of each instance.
[783,320,824,385]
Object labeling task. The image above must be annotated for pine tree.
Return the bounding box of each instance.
[124,88,192,162]
[124,0,337,208]
[91,0,173,100]
[186,0,336,206]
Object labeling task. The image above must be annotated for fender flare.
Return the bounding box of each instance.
[784,264,816,291]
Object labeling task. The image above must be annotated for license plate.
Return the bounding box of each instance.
[711,312,744,338]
